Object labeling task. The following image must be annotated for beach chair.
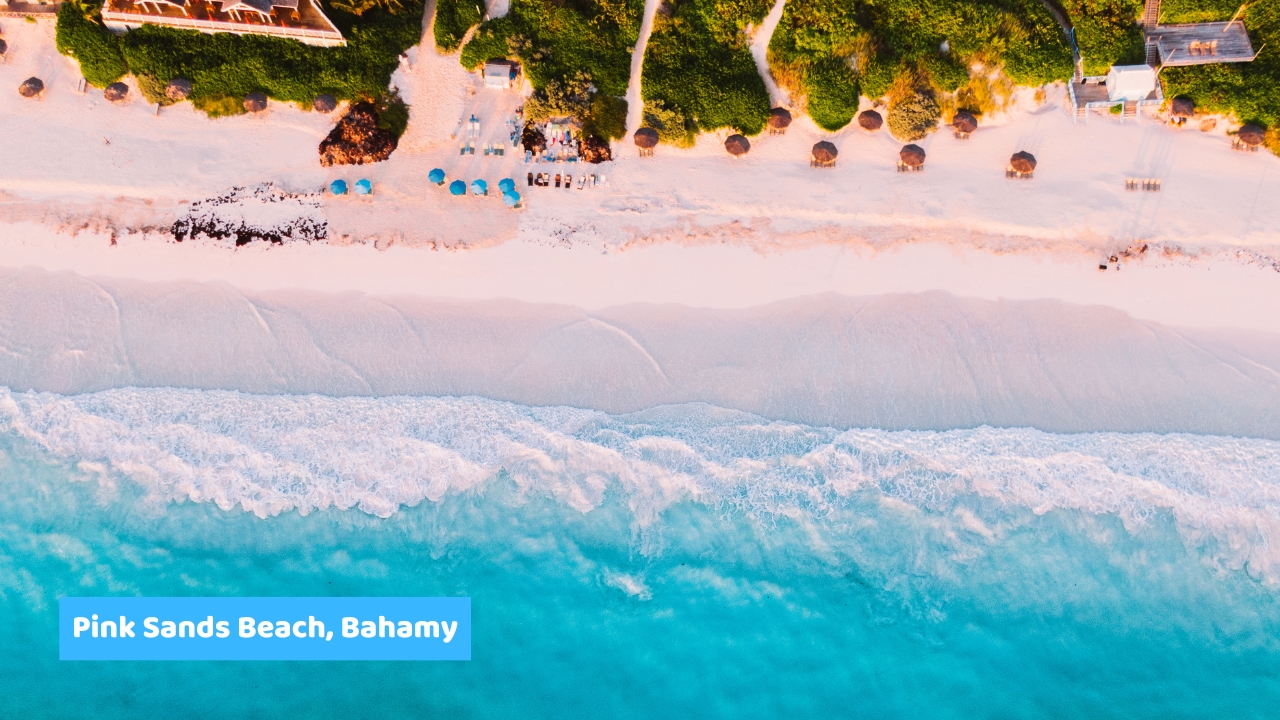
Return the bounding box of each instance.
[1125,178,1139,191]
[460,143,467,156]
[554,173,561,188]
[589,174,597,188]
[527,172,534,187]
[1143,179,1161,192]
[577,175,586,190]
[469,143,476,155]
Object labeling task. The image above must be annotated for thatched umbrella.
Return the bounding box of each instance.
[0,39,8,58]
[634,127,659,149]
[18,77,44,99]
[812,140,838,165]
[1238,124,1266,147]
[952,110,977,135]
[243,92,268,113]
[165,78,192,102]
[1010,150,1037,174]
[313,94,337,113]
[858,109,883,132]
[104,82,129,104]
[724,134,750,157]
[899,144,926,168]
[768,107,792,133]
[1170,97,1194,118]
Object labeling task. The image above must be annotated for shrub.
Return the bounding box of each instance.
[802,58,860,130]
[642,99,696,146]
[434,0,483,52]
[193,94,247,117]
[642,0,771,135]
[55,2,127,88]
[585,93,629,140]
[887,89,940,140]
[376,91,410,138]
[524,72,594,122]
[459,16,514,70]
[1060,0,1145,75]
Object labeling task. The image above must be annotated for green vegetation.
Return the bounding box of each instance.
[1060,0,1145,75]
[887,87,940,139]
[434,0,484,52]
[55,0,422,117]
[460,0,642,95]
[1160,0,1241,24]
[55,2,127,88]
[1160,1,1280,153]
[642,99,697,146]
[768,0,1072,131]
[642,0,772,136]
[586,93,629,140]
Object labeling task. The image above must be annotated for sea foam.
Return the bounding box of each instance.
[2,387,1279,585]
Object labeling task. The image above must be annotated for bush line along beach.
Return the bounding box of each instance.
[47,0,1278,154]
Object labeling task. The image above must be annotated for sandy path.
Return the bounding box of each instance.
[752,0,789,107]
[624,0,664,136]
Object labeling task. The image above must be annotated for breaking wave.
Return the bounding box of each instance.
[2,386,1279,584]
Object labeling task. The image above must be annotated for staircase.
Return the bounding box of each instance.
[1122,101,1138,120]
[1142,0,1160,27]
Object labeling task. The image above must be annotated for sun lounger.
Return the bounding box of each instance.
[589,174,597,188]
[528,172,534,187]
[577,175,586,190]
[469,143,476,155]
[460,143,467,156]
[554,174,561,188]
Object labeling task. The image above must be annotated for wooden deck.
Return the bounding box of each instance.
[1148,22,1256,66]
[102,0,344,46]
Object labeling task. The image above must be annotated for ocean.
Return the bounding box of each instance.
[2,387,1278,717]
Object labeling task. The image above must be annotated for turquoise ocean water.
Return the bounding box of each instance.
[1,388,1279,718]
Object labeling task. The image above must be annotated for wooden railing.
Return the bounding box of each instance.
[101,8,345,46]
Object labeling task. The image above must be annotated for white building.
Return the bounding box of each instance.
[1105,65,1157,102]
[483,61,518,90]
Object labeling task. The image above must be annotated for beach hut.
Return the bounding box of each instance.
[329,179,348,195]
[951,110,977,139]
[483,60,518,90]
[898,144,925,172]
[471,179,488,196]
[634,127,658,157]
[104,82,129,104]
[724,134,750,157]
[428,168,446,186]
[1008,150,1036,178]
[502,191,521,208]
[811,141,838,168]
[768,107,792,135]
[449,180,467,196]
[1235,124,1266,151]
[243,92,267,113]
[165,78,192,102]
[354,179,372,195]
[858,109,883,132]
[18,77,44,99]
[313,94,337,113]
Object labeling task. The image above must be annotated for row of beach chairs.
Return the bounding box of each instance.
[459,142,509,156]
[1125,178,1161,191]
[527,172,607,190]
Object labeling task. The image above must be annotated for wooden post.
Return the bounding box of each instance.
[1226,3,1247,31]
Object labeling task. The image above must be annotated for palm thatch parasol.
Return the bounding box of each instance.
[1009,150,1037,173]
[104,82,130,104]
[1237,124,1266,147]
[858,109,883,132]
[724,134,750,156]
[633,127,659,149]
[165,78,192,102]
[951,110,977,135]
[18,77,44,99]
[1170,97,1194,118]
[243,92,268,113]
[811,141,838,165]
[768,107,792,132]
[313,94,337,113]
[899,144,926,167]
[0,39,8,58]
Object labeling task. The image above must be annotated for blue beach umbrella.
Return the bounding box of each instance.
[502,191,521,208]
[497,177,515,194]
[428,168,446,185]
[470,179,488,196]
[329,179,347,195]
[354,179,372,195]
[449,180,466,196]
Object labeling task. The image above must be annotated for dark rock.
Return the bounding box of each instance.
[318,102,398,166]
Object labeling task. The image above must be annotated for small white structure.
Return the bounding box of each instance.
[483,60,517,90]
[1106,65,1157,102]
